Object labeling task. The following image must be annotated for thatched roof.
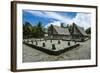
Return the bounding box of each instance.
[73,23,87,36]
[77,26,87,36]
[52,25,70,35]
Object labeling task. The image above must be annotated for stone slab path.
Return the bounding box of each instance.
[23,40,91,62]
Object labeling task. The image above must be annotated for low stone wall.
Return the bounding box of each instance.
[69,38,89,42]
[24,42,80,56]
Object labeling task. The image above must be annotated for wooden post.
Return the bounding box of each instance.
[31,40,33,44]
[58,40,61,44]
[52,44,56,50]
[35,40,38,45]
[43,42,45,47]
[68,41,70,46]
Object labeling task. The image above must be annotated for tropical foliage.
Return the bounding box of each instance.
[23,21,44,39]
[23,21,90,39]
[85,27,91,34]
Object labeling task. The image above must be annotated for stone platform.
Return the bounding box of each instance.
[24,40,80,56]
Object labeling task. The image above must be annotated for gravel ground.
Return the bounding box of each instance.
[23,40,91,62]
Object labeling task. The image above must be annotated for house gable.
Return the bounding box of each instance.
[72,23,87,37]
[48,25,58,35]
[52,25,70,36]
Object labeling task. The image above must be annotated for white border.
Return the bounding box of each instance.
[17,3,96,69]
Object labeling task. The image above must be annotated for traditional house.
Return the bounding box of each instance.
[48,25,70,40]
[71,23,88,41]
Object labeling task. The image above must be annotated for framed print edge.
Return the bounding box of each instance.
[96,6,98,67]
[11,1,17,72]
[11,1,98,72]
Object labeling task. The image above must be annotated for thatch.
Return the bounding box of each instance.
[51,25,70,35]
[72,23,87,36]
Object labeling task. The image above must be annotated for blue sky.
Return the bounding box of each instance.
[23,10,91,29]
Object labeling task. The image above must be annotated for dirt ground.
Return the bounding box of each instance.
[23,40,91,62]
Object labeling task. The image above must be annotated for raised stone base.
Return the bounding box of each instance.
[24,42,80,56]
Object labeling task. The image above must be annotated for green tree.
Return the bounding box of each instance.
[23,22,33,39]
[31,26,37,38]
[23,21,45,39]
[66,24,69,28]
[85,27,91,34]
[36,22,44,38]
[60,23,65,28]
[68,24,73,34]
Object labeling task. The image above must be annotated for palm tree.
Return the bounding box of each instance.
[36,22,44,38]
[23,22,33,39]
[23,21,45,39]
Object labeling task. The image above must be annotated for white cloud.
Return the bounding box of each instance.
[43,12,70,22]
[25,10,91,29]
[45,13,91,29]
[72,13,91,29]
[45,21,61,28]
